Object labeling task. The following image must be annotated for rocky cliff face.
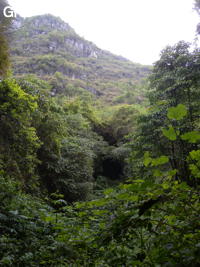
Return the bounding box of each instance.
[10,14,151,102]
[11,14,106,59]
[13,14,74,35]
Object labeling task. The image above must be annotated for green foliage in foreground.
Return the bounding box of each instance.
[1,157,200,266]
[0,176,77,266]
[1,104,200,266]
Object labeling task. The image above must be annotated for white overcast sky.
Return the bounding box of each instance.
[8,0,199,65]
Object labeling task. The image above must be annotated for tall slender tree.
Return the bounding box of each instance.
[131,41,200,182]
[0,0,12,77]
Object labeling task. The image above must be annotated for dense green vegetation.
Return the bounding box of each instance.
[0,0,200,265]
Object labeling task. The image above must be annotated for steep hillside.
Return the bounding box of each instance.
[10,14,151,102]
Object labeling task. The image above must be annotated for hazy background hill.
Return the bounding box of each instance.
[10,14,151,103]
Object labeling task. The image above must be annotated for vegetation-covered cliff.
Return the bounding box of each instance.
[10,14,151,102]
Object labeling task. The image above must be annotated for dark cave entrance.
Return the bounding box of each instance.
[102,158,123,180]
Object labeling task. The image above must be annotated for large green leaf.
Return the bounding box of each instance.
[167,104,187,120]
[143,151,152,167]
[181,131,200,143]
[189,149,200,159]
[162,125,177,141]
[152,155,169,166]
